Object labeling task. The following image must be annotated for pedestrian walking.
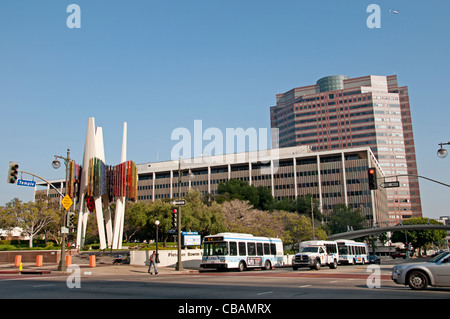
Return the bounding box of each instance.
[148,251,158,275]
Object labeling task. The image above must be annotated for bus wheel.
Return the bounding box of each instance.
[238,261,246,272]
[264,260,272,270]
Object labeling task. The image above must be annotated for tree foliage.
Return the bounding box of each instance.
[221,199,326,246]
[391,217,447,255]
[326,204,365,235]
[124,190,227,245]
[0,198,60,248]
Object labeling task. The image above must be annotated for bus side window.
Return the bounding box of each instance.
[270,243,276,255]
[263,243,270,255]
[247,242,256,256]
[238,242,246,256]
[257,243,263,256]
[230,242,237,256]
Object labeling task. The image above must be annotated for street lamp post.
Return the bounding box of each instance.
[52,148,71,272]
[155,220,160,263]
[437,142,450,159]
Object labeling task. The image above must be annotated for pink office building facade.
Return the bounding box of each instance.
[270,75,422,224]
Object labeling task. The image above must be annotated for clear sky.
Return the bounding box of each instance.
[1,0,449,219]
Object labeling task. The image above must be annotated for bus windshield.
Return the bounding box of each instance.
[338,246,349,255]
[204,242,228,256]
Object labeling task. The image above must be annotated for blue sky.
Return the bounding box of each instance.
[1,0,449,219]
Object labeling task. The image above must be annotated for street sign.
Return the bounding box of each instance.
[182,231,198,235]
[17,179,36,187]
[380,181,400,188]
[61,194,73,211]
[172,199,186,206]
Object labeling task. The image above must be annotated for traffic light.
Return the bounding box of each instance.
[368,167,378,190]
[86,196,95,212]
[67,212,75,229]
[171,208,178,228]
[7,162,19,184]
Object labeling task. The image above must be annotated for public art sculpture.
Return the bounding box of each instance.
[74,117,137,250]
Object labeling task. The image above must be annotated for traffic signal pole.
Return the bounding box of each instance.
[176,159,183,271]
[11,168,69,271]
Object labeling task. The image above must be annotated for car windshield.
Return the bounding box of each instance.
[301,247,318,253]
[431,251,450,263]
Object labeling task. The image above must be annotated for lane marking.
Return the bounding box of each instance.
[257,291,273,296]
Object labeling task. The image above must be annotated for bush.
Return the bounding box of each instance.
[0,245,17,251]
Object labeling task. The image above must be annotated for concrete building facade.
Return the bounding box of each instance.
[135,146,388,228]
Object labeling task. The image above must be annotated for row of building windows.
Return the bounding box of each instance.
[137,188,372,202]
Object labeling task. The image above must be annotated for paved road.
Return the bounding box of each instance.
[0,259,448,300]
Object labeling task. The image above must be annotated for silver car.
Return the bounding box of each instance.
[392,251,450,290]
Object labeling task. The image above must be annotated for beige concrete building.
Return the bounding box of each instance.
[136,146,388,228]
[35,146,389,228]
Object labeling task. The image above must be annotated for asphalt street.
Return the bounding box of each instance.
[0,258,448,300]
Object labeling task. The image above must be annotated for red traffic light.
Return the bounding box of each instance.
[86,196,95,212]
[367,167,377,190]
[172,208,177,214]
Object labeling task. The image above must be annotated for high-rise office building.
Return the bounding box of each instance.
[270,75,421,224]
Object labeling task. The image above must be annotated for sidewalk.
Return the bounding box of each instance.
[0,260,199,276]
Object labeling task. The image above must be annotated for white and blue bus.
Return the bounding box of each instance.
[201,233,283,271]
[336,239,369,265]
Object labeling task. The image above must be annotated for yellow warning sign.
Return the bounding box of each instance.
[61,194,73,211]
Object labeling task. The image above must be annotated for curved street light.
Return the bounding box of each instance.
[52,148,71,271]
[437,142,449,159]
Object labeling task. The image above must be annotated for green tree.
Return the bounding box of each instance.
[217,179,259,207]
[221,199,327,247]
[327,204,365,235]
[292,195,323,221]
[124,201,150,243]
[1,198,59,248]
[182,190,227,237]
[274,211,327,249]
[391,217,447,256]
[125,200,173,246]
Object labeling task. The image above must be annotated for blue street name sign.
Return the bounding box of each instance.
[182,231,198,235]
[17,179,36,187]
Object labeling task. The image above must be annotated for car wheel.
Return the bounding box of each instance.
[407,271,428,290]
[329,259,338,269]
[310,259,321,270]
